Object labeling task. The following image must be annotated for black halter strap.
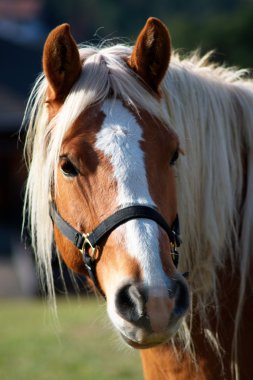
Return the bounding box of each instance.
[50,203,182,297]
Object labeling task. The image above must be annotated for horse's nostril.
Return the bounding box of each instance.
[173,279,189,317]
[116,283,147,322]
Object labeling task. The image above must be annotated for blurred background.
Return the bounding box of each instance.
[0,1,252,379]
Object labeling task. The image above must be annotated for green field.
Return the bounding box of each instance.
[0,297,143,380]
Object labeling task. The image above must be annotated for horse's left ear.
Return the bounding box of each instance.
[43,24,82,102]
[128,17,171,92]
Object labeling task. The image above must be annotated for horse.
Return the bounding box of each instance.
[22,17,253,380]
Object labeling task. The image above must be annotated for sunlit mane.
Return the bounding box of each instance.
[23,43,253,375]
[162,53,253,375]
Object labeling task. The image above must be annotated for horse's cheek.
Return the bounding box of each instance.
[54,227,88,275]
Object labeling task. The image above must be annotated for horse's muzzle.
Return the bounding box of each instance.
[113,277,189,348]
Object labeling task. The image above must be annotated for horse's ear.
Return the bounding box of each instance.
[128,17,171,92]
[43,24,82,102]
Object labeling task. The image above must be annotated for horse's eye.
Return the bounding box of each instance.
[170,149,179,166]
[61,158,78,177]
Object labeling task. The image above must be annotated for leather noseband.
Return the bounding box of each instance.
[50,203,182,297]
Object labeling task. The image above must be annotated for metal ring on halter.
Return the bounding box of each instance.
[79,233,98,260]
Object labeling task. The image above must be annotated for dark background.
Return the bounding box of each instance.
[0,0,252,296]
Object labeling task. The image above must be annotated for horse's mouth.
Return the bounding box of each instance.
[120,332,168,349]
[118,312,185,349]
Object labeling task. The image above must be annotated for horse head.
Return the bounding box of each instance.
[40,18,189,348]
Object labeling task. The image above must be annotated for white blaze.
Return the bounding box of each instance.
[95,100,168,287]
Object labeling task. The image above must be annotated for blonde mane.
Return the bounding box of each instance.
[162,54,253,376]
[23,44,253,373]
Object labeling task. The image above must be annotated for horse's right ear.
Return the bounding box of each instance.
[128,18,171,93]
[43,24,82,102]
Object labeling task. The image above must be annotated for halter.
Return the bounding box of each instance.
[50,203,182,297]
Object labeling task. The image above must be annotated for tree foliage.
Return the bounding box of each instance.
[44,0,253,68]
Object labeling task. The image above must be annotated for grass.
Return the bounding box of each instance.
[0,297,143,380]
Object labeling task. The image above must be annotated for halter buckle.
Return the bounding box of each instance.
[79,234,98,261]
[170,241,180,268]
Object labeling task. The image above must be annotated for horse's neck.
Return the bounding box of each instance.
[140,337,225,380]
[140,345,208,380]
